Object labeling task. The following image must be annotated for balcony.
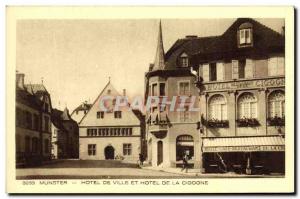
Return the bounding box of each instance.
[147,112,170,139]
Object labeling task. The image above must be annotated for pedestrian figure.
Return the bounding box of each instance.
[181,153,189,173]
[139,153,144,167]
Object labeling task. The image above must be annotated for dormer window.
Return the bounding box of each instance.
[238,22,253,47]
[179,52,189,67]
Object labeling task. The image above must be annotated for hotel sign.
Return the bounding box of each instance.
[204,77,285,92]
[203,145,285,153]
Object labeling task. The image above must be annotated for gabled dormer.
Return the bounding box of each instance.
[238,22,253,48]
[178,52,189,67]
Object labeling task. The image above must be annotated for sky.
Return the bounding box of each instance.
[16,18,284,112]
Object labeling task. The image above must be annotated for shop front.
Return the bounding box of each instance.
[202,136,285,175]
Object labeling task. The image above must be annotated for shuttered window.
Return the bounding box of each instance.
[268,56,285,76]
[232,60,239,79]
[203,64,210,82]
[245,59,254,78]
[216,62,225,81]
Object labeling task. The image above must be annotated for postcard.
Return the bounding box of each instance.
[6,6,294,194]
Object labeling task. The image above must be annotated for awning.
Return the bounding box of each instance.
[202,136,285,153]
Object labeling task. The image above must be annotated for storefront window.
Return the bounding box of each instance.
[238,93,257,119]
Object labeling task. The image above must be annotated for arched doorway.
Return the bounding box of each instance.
[157,141,163,166]
[104,145,115,160]
[176,135,194,161]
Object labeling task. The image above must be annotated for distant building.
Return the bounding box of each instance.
[16,72,52,166]
[51,108,79,159]
[79,81,145,161]
[71,102,92,123]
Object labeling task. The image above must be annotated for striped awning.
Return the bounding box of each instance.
[202,136,285,153]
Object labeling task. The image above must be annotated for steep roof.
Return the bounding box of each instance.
[51,108,66,130]
[16,88,42,110]
[163,18,284,68]
[71,102,92,114]
[79,81,143,126]
[25,84,49,97]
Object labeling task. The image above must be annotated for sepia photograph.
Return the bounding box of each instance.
[6,6,294,193]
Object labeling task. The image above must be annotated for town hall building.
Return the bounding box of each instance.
[78,81,145,162]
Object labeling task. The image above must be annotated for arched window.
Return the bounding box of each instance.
[208,94,227,120]
[268,90,285,118]
[238,93,257,119]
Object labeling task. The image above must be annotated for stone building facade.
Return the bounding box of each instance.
[16,72,52,166]
[79,81,144,162]
[51,108,79,159]
[194,18,285,174]
[145,18,285,174]
[145,21,202,168]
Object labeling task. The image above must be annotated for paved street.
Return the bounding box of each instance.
[16,160,186,179]
[16,159,284,179]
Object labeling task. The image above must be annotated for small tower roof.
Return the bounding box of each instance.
[152,20,165,71]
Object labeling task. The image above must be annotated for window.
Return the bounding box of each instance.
[209,95,227,120]
[44,139,49,153]
[114,111,122,118]
[26,111,32,129]
[53,129,57,137]
[44,116,49,132]
[238,59,246,79]
[268,91,285,118]
[107,89,111,95]
[32,137,38,153]
[152,83,158,96]
[87,129,91,136]
[88,144,96,156]
[239,29,252,45]
[33,114,39,130]
[179,53,189,67]
[209,63,217,81]
[179,82,190,95]
[16,108,22,127]
[123,143,132,156]
[25,136,30,153]
[268,57,285,76]
[238,93,257,119]
[159,83,165,96]
[128,128,133,136]
[179,106,190,122]
[45,103,49,113]
[97,111,104,119]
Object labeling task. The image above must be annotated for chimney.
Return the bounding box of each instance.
[281,26,285,36]
[123,89,126,96]
[16,72,25,89]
